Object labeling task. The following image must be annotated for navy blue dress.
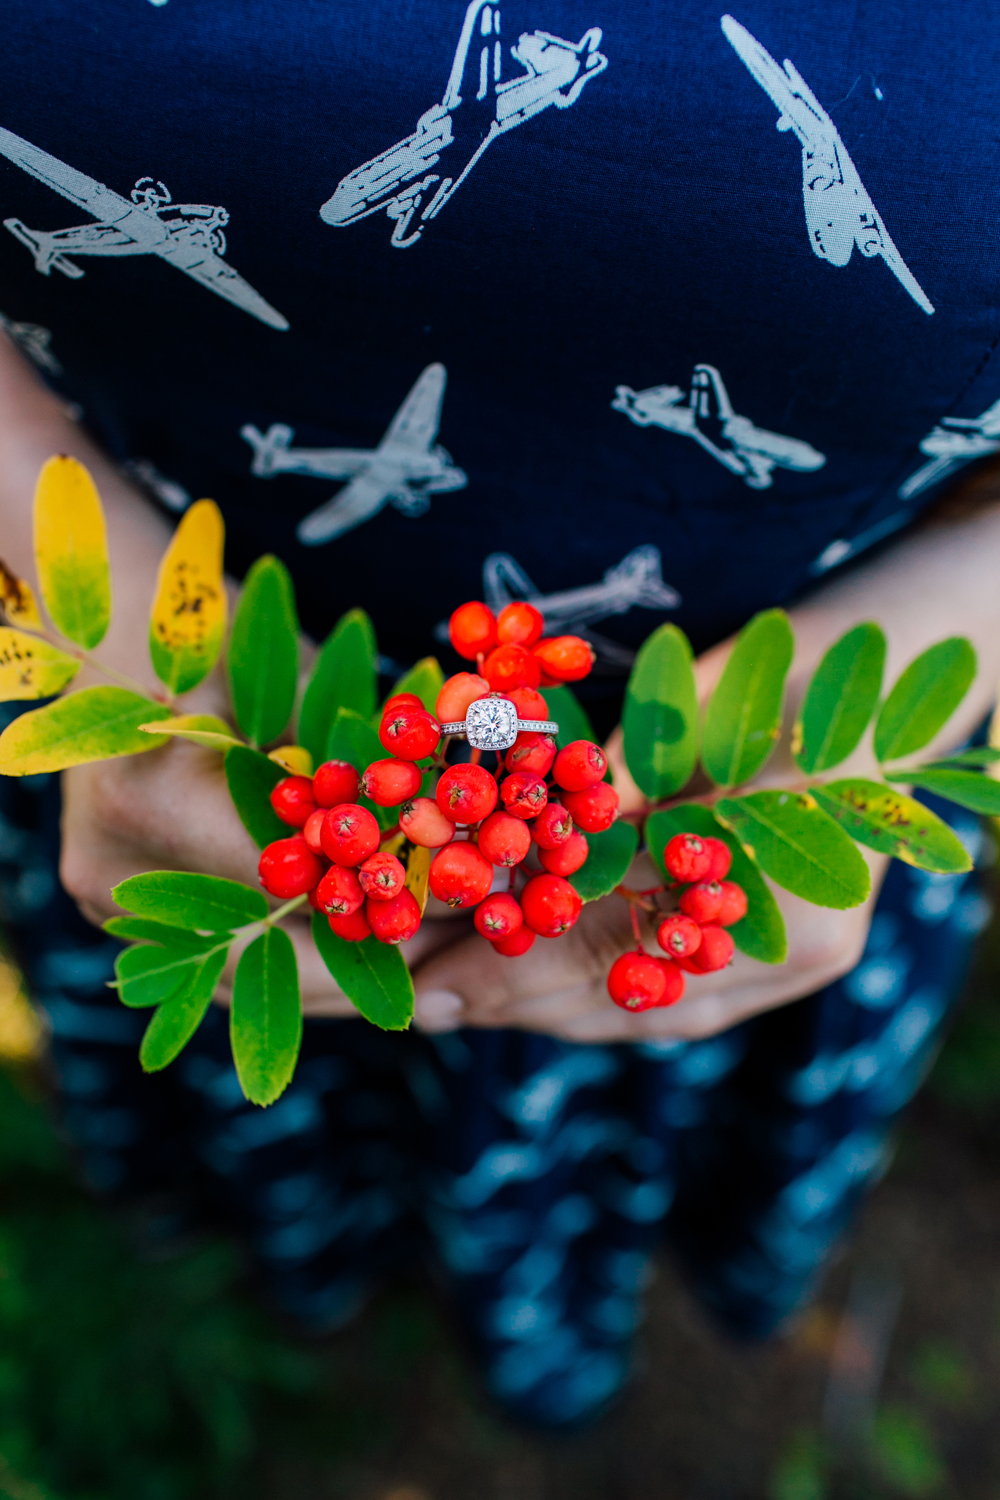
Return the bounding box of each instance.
[0,0,996,1424]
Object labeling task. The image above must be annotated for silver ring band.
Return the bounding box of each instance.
[440,717,558,737]
[440,699,560,752]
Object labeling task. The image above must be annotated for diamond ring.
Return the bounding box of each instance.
[440,696,559,753]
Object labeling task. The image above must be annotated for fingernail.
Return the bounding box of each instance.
[414,989,464,1032]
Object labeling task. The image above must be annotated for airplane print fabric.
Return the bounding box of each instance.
[0,128,288,330]
[899,399,1000,499]
[721,16,934,316]
[613,365,826,490]
[322,0,607,247]
[241,364,467,545]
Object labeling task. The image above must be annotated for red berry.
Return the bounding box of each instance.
[366,888,421,944]
[685,925,735,973]
[361,758,422,807]
[399,796,455,848]
[315,864,364,917]
[531,802,574,849]
[702,837,733,882]
[429,841,494,908]
[663,834,713,883]
[504,732,556,777]
[435,764,498,824]
[313,760,360,810]
[382,692,424,714]
[483,643,541,694]
[436,672,489,723]
[358,851,406,901]
[520,873,582,937]
[496,601,544,649]
[474,892,523,940]
[538,830,588,875]
[492,927,536,956]
[379,707,440,761]
[506,686,549,721]
[679,881,725,924]
[715,880,748,927]
[552,740,607,792]
[477,810,531,867]
[269,775,317,829]
[449,601,497,660]
[259,837,323,899]
[303,807,327,854]
[328,908,372,943]
[654,958,686,1006]
[319,804,381,867]
[501,771,548,820]
[561,783,618,833]
[533,636,594,683]
[607,952,667,1011]
[656,913,702,959]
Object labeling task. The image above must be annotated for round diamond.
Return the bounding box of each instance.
[465,697,518,751]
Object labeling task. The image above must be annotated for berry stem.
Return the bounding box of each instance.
[264,893,309,925]
[629,901,643,950]
[9,618,181,709]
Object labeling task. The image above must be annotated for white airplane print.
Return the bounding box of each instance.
[898,398,1000,499]
[241,363,468,545]
[721,16,933,316]
[321,0,608,248]
[434,546,681,669]
[613,363,826,489]
[0,310,60,373]
[0,128,289,330]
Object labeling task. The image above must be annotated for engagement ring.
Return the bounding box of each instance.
[440,696,559,753]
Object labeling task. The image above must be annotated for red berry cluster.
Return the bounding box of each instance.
[606,834,747,1014]
[448,598,595,689]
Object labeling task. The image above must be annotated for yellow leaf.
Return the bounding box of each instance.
[34,455,111,649]
[0,558,43,629]
[0,627,79,700]
[267,744,313,776]
[137,713,242,750]
[404,843,432,914]
[148,499,227,696]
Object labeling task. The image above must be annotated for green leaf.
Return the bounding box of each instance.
[104,916,222,948]
[114,936,230,1008]
[813,780,972,873]
[794,622,886,773]
[645,803,787,963]
[298,608,376,762]
[112,871,267,931]
[874,637,976,763]
[326,708,394,829]
[224,743,288,848]
[33,455,111,649]
[929,746,1000,768]
[0,627,80,700]
[541,684,596,749]
[386,655,444,717]
[716,790,871,909]
[623,624,698,798]
[702,609,794,788]
[230,927,302,1106]
[0,687,170,776]
[138,714,242,751]
[884,766,1000,815]
[139,946,229,1072]
[311,911,413,1030]
[228,555,299,748]
[569,821,638,902]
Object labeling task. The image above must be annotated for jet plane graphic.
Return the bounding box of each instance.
[434,546,680,670]
[321,0,607,247]
[721,15,933,315]
[0,310,60,373]
[613,363,826,490]
[898,398,1000,500]
[0,127,288,330]
[241,363,467,546]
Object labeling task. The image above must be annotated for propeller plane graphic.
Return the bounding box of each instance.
[613,363,826,489]
[321,0,608,247]
[241,363,467,546]
[0,126,288,330]
[721,15,933,315]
